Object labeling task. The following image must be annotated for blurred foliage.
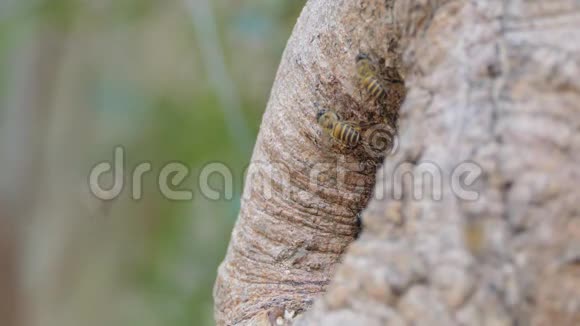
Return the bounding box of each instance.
[0,0,305,325]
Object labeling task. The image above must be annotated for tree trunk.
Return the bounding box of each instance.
[214,0,580,325]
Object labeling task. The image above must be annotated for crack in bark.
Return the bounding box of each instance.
[215,0,580,325]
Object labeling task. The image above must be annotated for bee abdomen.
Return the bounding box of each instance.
[347,127,361,146]
[332,123,360,146]
[363,76,385,100]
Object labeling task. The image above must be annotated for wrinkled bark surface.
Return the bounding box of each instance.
[215,0,580,325]
[213,0,403,324]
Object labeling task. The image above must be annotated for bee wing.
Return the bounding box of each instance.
[381,66,404,84]
[341,120,362,131]
[342,120,384,133]
[346,120,375,130]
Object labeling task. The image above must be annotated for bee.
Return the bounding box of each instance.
[316,109,361,147]
[356,53,386,101]
[356,53,404,102]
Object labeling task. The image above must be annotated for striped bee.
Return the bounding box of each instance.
[316,109,361,147]
[356,53,403,102]
[356,53,386,101]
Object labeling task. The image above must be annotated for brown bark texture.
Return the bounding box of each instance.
[214,0,580,325]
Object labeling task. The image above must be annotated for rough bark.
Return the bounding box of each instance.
[213,0,403,324]
[214,0,580,325]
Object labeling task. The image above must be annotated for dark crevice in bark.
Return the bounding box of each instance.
[214,1,404,324]
[216,0,580,325]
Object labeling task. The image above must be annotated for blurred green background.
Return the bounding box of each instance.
[0,0,305,325]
